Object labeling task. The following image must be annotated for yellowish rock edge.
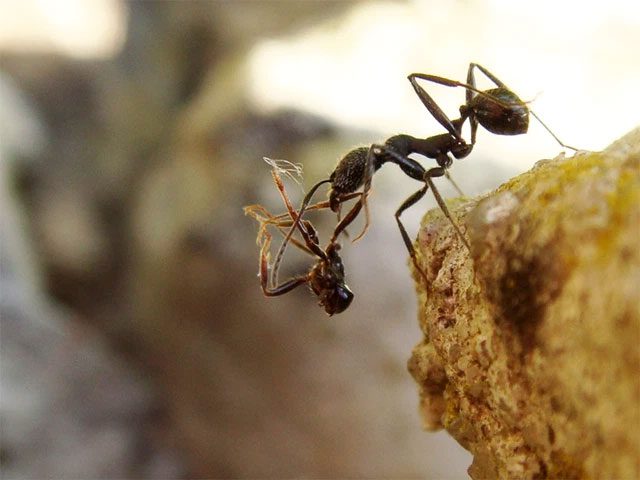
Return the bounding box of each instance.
[408,127,640,479]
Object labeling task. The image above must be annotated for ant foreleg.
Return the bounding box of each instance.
[407,74,465,141]
[408,73,515,140]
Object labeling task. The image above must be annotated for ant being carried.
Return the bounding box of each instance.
[247,63,577,312]
[244,163,358,315]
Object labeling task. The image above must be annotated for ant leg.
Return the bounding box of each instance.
[407,73,464,141]
[444,170,465,197]
[253,190,362,250]
[257,192,362,226]
[245,204,309,258]
[379,144,471,250]
[347,192,369,242]
[262,275,307,296]
[410,73,515,108]
[259,230,308,296]
[423,171,470,250]
[408,73,515,141]
[465,65,479,145]
[255,208,320,257]
[468,62,507,89]
[334,203,353,240]
[367,142,467,240]
[466,62,477,104]
[271,172,328,287]
[243,203,274,242]
[246,201,321,271]
[395,184,430,281]
[308,190,364,241]
[332,196,364,243]
[469,63,578,151]
[394,166,469,281]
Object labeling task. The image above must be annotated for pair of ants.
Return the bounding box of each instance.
[245,63,577,315]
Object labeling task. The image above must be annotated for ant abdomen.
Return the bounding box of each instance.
[467,87,529,135]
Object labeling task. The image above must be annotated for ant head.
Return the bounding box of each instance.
[469,87,529,136]
[323,284,354,315]
[451,139,472,160]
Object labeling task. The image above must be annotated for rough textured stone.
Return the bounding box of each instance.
[408,127,640,479]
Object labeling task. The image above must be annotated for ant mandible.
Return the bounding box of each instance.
[273,63,577,279]
[244,167,356,315]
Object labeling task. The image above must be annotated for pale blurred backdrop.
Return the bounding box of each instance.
[1,1,638,478]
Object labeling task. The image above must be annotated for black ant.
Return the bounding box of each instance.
[272,63,577,279]
[244,167,357,315]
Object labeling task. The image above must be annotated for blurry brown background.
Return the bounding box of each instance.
[1,1,638,478]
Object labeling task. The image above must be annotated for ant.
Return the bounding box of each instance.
[272,63,577,279]
[244,166,358,315]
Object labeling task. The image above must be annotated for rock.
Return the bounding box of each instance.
[408,127,640,479]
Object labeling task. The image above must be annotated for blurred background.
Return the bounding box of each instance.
[1,1,638,478]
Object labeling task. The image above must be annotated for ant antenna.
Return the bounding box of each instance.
[530,111,578,151]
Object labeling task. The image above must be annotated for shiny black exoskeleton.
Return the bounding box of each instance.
[245,170,354,316]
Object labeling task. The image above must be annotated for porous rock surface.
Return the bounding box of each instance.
[408,127,640,479]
